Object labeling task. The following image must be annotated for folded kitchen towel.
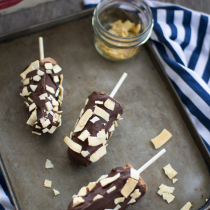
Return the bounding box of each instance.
[84,0,210,152]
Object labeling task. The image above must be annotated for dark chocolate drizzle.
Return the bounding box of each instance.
[68,164,147,210]
[68,91,123,166]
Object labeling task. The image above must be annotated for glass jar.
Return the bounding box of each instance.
[92,0,153,61]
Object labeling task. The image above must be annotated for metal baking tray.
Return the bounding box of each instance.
[0,9,209,210]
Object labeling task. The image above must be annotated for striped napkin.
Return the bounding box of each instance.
[84,0,210,152]
[1,1,210,209]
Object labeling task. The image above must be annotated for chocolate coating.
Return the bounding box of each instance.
[68,91,123,166]
[20,57,63,135]
[68,164,147,210]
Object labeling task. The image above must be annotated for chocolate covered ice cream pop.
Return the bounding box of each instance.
[20,37,64,135]
[67,149,166,210]
[64,73,127,166]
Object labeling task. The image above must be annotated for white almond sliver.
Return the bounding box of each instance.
[45,63,53,70]
[32,131,41,135]
[107,186,116,194]
[163,164,177,179]
[104,99,115,111]
[28,97,33,102]
[30,85,37,92]
[55,88,60,97]
[80,109,84,117]
[162,193,175,203]
[90,146,107,163]
[46,85,55,94]
[130,168,139,180]
[39,93,48,100]
[59,85,64,101]
[114,121,118,127]
[96,174,108,183]
[95,101,103,104]
[45,159,54,169]
[48,126,57,134]
[53,64,62,73]
[59,74,63,85]
[151,129,172,149]
[94,106,109,121]
[109,124,115,132]
[23,78,30,85]
[128,198,136,204]
[37,69,44,76]
[180,202,192,210]
[29,103,36,112]
[42,119,51,128]
[26,109,37,126]
[42,128,49,133]
[100,173,120,187]
[73,197,85,207]
[121,178,138,198]
[81,150,90,157]
[35,125,41,129]
[85,98,89,106]
[113,205,121,210]
[21,86,30,97]
[45,101,53,111]
[33,75,41,82]
[53,189,60,196]
[46,70,52,74]
[97,129,106,140]
[114,197,125,205]
[93,194,103,201]
[90,116,100,123]
[78,130,90,141]
[78,187,87,197]
[70,132,73,139]
[64,136,82,153]
[130,189,141,199]
[172,179,178,184]
[88,136,105,146]
[44,179,52,188]
[87,182,96,192]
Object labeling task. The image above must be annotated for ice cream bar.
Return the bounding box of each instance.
[64,91,123,166]
[20,57,63,135]
[68,164,147,210]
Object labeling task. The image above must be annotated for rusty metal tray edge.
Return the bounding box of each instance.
[0,8,209,210]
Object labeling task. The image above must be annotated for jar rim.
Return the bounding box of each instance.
[93,0,153,41]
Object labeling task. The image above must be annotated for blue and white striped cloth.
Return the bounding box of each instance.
[1,1,210,209]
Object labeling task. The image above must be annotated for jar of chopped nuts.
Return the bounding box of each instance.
[92,0,153,61]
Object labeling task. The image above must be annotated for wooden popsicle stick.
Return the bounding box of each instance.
[39,37,44,60]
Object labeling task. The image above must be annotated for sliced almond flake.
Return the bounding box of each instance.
[78,187,87,197]
[35,125,41,130]
[130,189,141,199]
[70,132,73,139]
[39,93,48,100]
[162,193,175,203]
[114,197,125,205]
[114,121,118,127]
[73,197,85,207]
[121,178,138,198]
[96,174,108,183]
[52,98,59,106]
[87,182,96,192]
[53,189,60,196]
[48,126,57,134]
[78,130,90,141]
[28,97,33,103]
[20,60,39,79]
[33,75,41,82]
[109,124,115,132]
[158,184,175,195]
[46,85,55,94]
[59,85,64,101]
[118,117,123,120]
[40,117,45,124]
[45,159,54,169]
[106,132,109,139]
[113,204,121,210]
[42,128,49,133]
[90,146,107,163]
[100,173,120,187]
[85,98,89,106]
[90,116,100,123]
[37,69,44,76]
[46,70,52,74]
[81,150,90,157]
[21,86,30,97]
[29,103,37,112]
[97,129,106,140]
[59,74,63,85]
[128,198,136,204]
[107,186,116,194]
[49,111,54,116]
[163,164,177,179]
[93,194,103,201]
[45,63,53,70]
[27,109,37,126]
[58,115,62,127]
[64,136,82,153]
[95,101,103,105]
[74,109,93,132]
[44,179,52,188]
[58,99,62,105]
[32,131,41,135]
[45,101,53,111]
[53,64,62,73]
[80,109,84,117]
[55,88,60,97]
[53,106,58,112]
[30,85,37,92]
[42,119,51,128]
[172,178,178,184]
[72,195,78,199]
[130,168,139,180]
[117,114,121,119]
[88,136,106,146]
[53,114,58,122]
[53,75,59,83]
[151,129,172,149]
[94,106,109,122]
[104,99,115,111]
[180,202,192,210]
[23,78,30,85]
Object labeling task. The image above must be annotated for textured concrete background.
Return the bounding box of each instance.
[0,0,209,36]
